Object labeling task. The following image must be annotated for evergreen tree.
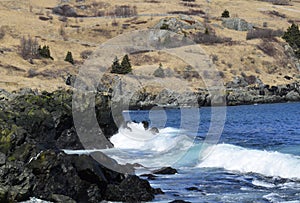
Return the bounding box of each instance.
[221,9,230,18]
[120,54,132,74]
[283,23,300,49]
[65,51,74,64]
[205,28,209,35]
[110,55,132,74]
[111,56,122,73]
[38,45,53,60]
[282,23,300,58]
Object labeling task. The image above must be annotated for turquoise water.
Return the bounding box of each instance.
[116,102,300,202]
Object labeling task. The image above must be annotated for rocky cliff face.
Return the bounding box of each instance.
[102,75,300,109]
[0,89,161,202]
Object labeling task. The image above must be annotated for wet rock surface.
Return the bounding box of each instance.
[153,167,178,175]
[0,89,159,202]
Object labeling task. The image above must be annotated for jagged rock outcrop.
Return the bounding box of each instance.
[100,73,300,108]
[0,90,159,202]
[222,18,253,31]
[153,15,205,33]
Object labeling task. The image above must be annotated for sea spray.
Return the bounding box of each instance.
[198,143,300,180]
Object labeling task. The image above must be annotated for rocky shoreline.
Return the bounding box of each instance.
[102,76,300,109]
[0,89,162,202]
[0,78,300,202]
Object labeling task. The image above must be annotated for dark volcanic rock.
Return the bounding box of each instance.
[0,90,118,152]
[0,89,159,202]
[186,186,201,191]
[169,200,192,203]
[153,167,178,175]
[105,175,163,202]
[140,173,158,180]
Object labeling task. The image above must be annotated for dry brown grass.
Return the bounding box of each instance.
[0,0,299,91]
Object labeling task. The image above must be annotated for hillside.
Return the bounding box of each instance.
[0,0,300,92]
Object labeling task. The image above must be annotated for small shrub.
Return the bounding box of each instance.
[263,22,268,28]
[111,18,118,27]
[153,63,165,78]
[28,69,38,78]
[59,25,68,40]
[221,9,230,18]
[211,54,219,63]
[168,9,205,15]
[268,10,286,18]
[218,71,225,78]
[107,5,137,17]
[181,2,201,8]
[230,69,237,75]
[80,50,93,59]
[203,70,210,79]
[160,23,169,30]
[205,28,209,35]
[145,0,160,3]
[246,28,283,40]
[65,51,74,64]
[244,75,257,85]
[20,36,39,59]
[0,27,5,40]
[194,32,232,44]
[259,0,290,5]
[257,40,277,56]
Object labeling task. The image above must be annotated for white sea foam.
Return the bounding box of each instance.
[64,123,300,181]
[252,180,276,188]
[198,144,300,180]
[110,122,191,153]
[102,122,196,167]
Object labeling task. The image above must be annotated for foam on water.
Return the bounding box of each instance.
[198,144,300,180]
[252,180,276,188]
[110,122,192,153]
[64,122,300,181]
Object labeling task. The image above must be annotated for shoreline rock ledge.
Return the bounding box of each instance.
[0,89,162,202]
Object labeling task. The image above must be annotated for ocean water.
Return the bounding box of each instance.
[103,102,300,203]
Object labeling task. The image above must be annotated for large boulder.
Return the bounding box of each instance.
[105,175,163,202]
[153,167,178,175]
[286,90,300,101]
[153,15,205,33]
[222,18,253,31]
[0,149,158,202]
[52,5,78,17]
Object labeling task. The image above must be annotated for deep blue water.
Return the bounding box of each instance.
[122,102,300,202]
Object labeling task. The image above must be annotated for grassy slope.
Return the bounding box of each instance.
[0,0,299,91]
